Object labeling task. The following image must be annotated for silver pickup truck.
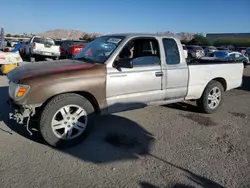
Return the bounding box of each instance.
[7,33,244,148]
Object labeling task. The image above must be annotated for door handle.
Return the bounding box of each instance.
[155,71,163,77]
[110,74,127,78]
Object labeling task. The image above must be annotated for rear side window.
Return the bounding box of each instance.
[61,40,72,48]
[33,37,55,45]
[162,38,180,65]
[73,41,86,46]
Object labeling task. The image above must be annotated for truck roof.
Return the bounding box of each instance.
[102,33,178,39]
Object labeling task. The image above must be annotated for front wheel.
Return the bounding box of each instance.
[39,93,95,148]
[196,80,224,114]
[52,57,59,61]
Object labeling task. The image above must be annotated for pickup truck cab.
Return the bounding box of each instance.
[23,36,60,61]
[7,33,244,148]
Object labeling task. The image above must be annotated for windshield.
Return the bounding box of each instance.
[73,41,87,46]
[194,46,203,50]
[74,36,125,63]
[209,46,217,50]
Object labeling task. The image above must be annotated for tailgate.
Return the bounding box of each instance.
[34,43,60,53]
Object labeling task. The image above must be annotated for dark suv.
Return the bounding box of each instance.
[60,40,88,59]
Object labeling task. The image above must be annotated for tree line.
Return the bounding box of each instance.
[181,34,250,47]
[79,33,98,42]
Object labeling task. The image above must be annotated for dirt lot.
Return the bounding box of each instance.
[0,68,249,188]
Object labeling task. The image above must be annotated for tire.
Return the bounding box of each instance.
[243,61,247,68]
[40,93,96,148]
[28,52,33,62]
[65,52,69,59]
[196,80,224,114]
[187,54,192,64]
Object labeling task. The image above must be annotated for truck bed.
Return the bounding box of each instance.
[186,60,243,100]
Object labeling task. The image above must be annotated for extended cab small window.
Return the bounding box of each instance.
[162,38,180,65]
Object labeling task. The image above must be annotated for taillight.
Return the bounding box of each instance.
[33,42,36,48]
[72,46,82,55]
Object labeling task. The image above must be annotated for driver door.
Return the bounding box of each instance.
[106,38,163,113]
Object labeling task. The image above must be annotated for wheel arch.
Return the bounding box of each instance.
[194,77,227,100]
[35,91,101,118]
[209,77,227,91]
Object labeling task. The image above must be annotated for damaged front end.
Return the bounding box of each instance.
[8,99,38,135]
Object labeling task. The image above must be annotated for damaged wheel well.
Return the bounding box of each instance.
[34,91,100,119]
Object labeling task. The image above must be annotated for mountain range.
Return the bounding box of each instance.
[37,29,101,40]
[37,29,196,41]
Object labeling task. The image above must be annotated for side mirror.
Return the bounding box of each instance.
[114,58,133,68]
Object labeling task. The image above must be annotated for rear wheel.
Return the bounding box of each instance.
[40,93,95,148]
[197,80,224,114]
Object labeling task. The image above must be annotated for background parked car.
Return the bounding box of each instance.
[235,47,247,54]
[245,47,250,58]
[22,36,60,61]
[228,51,249,67]
[54,40,63,46]
[186,45,205,61]
[182,44,188,59]
[216,46,231,51]
[214,50,249,67]
[203,46,218,57]
[60,40,88,59]
[3,39,20,52]
[19,39,29,54]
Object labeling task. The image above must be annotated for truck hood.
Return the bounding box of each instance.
[7,59,95,83]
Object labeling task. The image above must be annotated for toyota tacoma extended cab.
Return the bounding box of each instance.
[7,33,244,148]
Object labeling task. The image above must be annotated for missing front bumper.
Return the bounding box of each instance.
[7,99,37,135]
[7,99,30,124]
[7,99,33,124]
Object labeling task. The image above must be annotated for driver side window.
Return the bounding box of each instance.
[117,38,161,67]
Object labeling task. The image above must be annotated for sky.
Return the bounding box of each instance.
[1,0,249,35]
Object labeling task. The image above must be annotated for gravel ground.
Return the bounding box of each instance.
[0,68,249,188]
